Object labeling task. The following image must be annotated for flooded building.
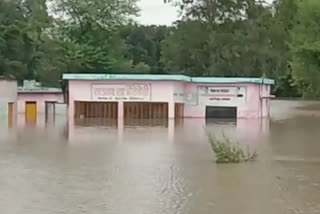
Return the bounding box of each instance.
[63,74,274,120]
[0,76,17,127]
[17,80,64,124]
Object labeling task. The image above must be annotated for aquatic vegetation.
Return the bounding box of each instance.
[206,133,257,163]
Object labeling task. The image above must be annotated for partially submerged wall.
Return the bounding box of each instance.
[0,79,17,127]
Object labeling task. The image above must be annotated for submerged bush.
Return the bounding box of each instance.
[206,133,257,163]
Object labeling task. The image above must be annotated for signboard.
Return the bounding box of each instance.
[198,86,246,106]
[92,84,151,101]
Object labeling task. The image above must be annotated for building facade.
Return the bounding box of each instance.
[63,74,274,121]
[0,77,18,128]
[17,80,64,125]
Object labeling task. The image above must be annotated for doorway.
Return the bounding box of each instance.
[25,102,37,124]
[45,102,56,123]
[175,103,184,119]
[8,102,14,127]
[74,101,118,119]
[205,106,237,119]
[124,102,168,119]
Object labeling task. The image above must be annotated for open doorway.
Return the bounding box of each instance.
[8,102,14,127]
[74,101,118,119]
[205,106,237,119]
[45,101,56,123]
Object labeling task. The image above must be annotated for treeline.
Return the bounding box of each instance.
[0,0,319,98]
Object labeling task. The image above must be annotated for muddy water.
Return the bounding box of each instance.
[0,100,319,214]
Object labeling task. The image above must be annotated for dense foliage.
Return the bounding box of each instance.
[288,0,320,98]
[120,24,171,74]
[0,0,319,97]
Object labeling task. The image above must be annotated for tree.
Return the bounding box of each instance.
[289,0,320,98]
[36,0,139,85]
[161,1,286,78]
[270,0,301,97]
[1,0,141,85]
[120,24,171,73]
[50,0,138,71]
[0,0,52,82]
[161,21,210,76]
[0,0,32,81]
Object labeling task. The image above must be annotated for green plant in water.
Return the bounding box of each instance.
[206,133,257,163]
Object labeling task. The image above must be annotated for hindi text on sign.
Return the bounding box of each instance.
[92,84,151,101]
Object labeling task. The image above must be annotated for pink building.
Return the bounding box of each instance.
[17,80,64,125]
[0,76,17,128]
[63,74,274,121]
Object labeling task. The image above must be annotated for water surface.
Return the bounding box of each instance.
[0,100,319,214]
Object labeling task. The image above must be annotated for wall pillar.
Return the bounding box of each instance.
[68,97,74,123]
[118,101,124,119]
[168,102,175,119]
[117,101,124,143]
[117,117,124,143]
[67,115,75,143]
[168,118,175,143]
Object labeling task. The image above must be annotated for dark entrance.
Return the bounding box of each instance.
[45,101,56,123]
[205,106,237,119]
[124,102,168,119]
[175,103,184,119]
[74,101,118,119]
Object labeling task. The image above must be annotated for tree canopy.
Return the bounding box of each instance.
[0,0,319,97]
[289,0,320,98]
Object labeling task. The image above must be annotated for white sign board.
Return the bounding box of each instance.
[92,84,151,101]
[198,86,246,106]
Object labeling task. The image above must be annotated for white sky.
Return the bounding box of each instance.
[136,0,179,26]
[136,0,274,26]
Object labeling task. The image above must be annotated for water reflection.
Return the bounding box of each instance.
[6,111,271,146]
[68,118,173,144]
[1,111,272,153]
[66,116,270,146]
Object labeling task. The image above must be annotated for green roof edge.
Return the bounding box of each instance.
[62,73,275,85]
[191,77,275,85]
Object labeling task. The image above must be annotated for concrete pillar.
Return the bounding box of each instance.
[168,118,175,143]
[117,117,124,143]
[67,116,75,143]
[118,101,124,119]
[68,97,74,122]
[168,102,175,119]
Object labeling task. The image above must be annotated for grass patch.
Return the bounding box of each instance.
[206,132,257,163]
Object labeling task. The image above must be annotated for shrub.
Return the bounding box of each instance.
[206,133,257,163]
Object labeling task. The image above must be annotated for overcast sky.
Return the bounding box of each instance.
[136,0,274,26]
[136,0,179,25]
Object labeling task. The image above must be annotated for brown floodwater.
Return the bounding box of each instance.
[0,100,319,214]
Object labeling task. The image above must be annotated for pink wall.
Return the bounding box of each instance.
[0,80,18,99]
[260,84,272,117]
[68,80,272,119]
[68,80,177,119]
[0,80,17,128]
[183,83,266,118]
[17,93,64,114]
[17,93,64,128]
